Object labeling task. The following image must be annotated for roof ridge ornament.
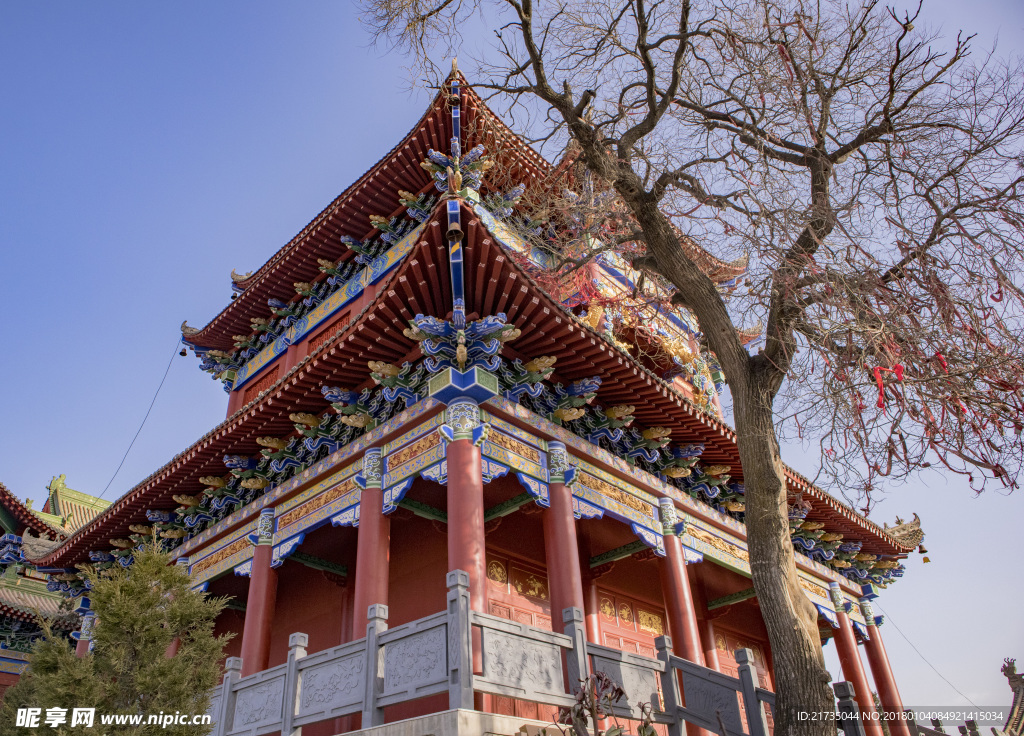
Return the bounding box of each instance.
[420,137,492,196]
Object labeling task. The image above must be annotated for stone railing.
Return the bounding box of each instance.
[206,570,866,736]
[657,643,774,736]
[471,608,581,709]
[206,570,474,736]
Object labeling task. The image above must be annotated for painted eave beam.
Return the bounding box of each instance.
[708,587,757,610]
[589,540,648,568]
[288,551,348,578]
[397,499,447,523]
[483,493,534,523]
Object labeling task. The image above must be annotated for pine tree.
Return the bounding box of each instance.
[0,543,231,736]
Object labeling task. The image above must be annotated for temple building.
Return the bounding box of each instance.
[0,476,108,697]
[3,73,928,735]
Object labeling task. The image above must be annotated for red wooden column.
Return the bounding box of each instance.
[583,577,601,643]
[658,499,704,665]
[239,509,278,677]
[859,597,912,736]
[543,442,586,622]
[445,398,487,712]
[691,564,721,671]
[164,637,181,657]
[352,448,389,638]
[829,583,884,736]
[74,612,95,658]
[445,399,487,614]
[577,528,605,644]
[698,618,720,671]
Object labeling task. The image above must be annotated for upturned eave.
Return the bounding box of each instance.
[181,74,552,351]
[42,199,906,573]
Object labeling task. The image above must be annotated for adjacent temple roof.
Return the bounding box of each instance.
[999,658,1023,736]
[38,475,111,533]
[29,73,917,593]
[0,568,63,623]
[0,481,61,540]
[0,479,80,632]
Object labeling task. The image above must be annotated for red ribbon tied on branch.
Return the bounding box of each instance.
[873,364,905,409]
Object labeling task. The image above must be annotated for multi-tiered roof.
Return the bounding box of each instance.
[18,75,917,612]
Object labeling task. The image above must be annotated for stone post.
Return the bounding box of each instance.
[281,632,308,736]
[446,570,474,709]
[362,604,388,728]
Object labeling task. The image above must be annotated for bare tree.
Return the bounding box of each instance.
[362,0,1024,732]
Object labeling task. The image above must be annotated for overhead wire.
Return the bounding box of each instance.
[872,600,981,708]
[98,338,183,500]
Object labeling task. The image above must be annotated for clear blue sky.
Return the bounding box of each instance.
[1,0,1021,716]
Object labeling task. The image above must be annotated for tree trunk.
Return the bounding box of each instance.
[618,192,837,735]
[733,372,836,736]
[570,146,841,735]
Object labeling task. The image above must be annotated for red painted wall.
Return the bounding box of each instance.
[0,671,20,700]
[381,510,450,725]
[387,511,449,627]
[214,608,245,662]
[267,561,348,665]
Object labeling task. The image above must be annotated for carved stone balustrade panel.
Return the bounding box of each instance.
[295,650,366,724]
[227,666,287,736]
[589,645,663,720]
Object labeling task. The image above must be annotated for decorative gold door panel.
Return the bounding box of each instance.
[597,590,668,736]
[598,590,666,655]
[715,628,774,731]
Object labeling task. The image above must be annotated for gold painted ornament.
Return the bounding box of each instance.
[290,412,322,428]
[663,466,693,478]
[368,361,400,377]
[339,413,373,428]
[524,356,557,373]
